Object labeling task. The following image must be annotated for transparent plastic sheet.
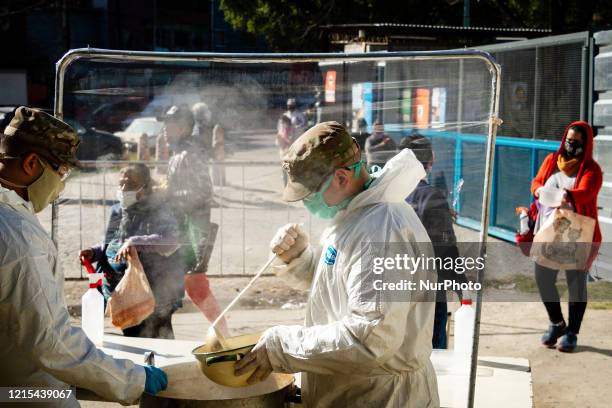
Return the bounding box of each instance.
[51,49,501,408]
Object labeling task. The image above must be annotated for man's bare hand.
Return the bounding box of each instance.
[270,223,309,263]
[234,339,273,385]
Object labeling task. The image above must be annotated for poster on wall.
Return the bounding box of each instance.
[324,70,337,103]
[351,82,374,132]
[511,82,528,110]
[431,87,447,129]
[351,83,363,132]
[401,88,412,124]
[413,88,431,129]
[507,81,530,137]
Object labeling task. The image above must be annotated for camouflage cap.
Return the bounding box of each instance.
[281,121,360,202]
[0,106,81,168]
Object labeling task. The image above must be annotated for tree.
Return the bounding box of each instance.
[219,0,375,51]
[219,0,612,51]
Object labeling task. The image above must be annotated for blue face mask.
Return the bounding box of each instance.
[303,161,366,219]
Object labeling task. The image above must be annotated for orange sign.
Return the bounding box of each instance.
[413,88,431,128]
[325,70,337,103]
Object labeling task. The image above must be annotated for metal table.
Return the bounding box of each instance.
[78,334,532,407]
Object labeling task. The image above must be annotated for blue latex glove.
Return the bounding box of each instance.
[143,365,168,395]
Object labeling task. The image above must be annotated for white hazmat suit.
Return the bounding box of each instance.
[264,149,440,407]
[0,186,146,407]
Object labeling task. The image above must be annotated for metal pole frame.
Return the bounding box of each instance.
[53,48,501,407]
[580,43,588,121]
[588,34,595,125]
[532,47,540,139]
[468,65,502,408]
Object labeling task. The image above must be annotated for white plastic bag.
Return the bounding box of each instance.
[107,249,156,329]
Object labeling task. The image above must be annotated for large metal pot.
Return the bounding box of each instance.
[138,358,297,408]
[140,385,292,408]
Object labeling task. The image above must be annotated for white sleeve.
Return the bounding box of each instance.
[5,251,146,404]
[263,228,420,375]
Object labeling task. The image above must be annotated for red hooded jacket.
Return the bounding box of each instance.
[531,121,603,268]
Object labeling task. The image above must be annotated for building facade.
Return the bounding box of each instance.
[0,0,267,109]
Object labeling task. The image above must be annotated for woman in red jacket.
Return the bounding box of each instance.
[531,121,602,352]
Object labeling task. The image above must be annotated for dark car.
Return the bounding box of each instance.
[66,120,124,162]
[88,100,145,133]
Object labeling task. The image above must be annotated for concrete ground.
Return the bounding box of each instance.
[476,302,612,408]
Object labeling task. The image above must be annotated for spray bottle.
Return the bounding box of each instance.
[453,295,475,371]
[516,206,530,235]
[80,256,104,346]
[452,296,475,408]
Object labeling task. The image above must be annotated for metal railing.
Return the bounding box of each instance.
[409,129,559,241]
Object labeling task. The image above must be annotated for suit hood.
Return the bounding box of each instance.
[344,149,426,216]
[558,121,594,162]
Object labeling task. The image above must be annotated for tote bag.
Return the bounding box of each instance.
[530,208,595,271]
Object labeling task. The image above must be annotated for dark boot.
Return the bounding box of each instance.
[557,331,578,352]
[541,322,566,347]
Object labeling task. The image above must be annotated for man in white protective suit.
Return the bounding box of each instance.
[235,121,440,407]
[0,107,167,407]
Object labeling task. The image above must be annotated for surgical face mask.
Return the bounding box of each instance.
[0,159,65,213]
[29,161,65,213]
[303,161,364,219]
[117,189,140,209]
[565,140,584,157]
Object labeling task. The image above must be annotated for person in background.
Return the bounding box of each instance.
[531,121,602,352]
[507,84,531,137]
[211,124,226,186]
[277,98,307,186]
[234,122,439,407]
[352,117,370,151]
[283,97,307,131]
[276,115,293,186]
[0,107,167,403]
[192,102,227,186]
[191,102,213,154]
[365,120,397,170]
[160,105,229,336]
[80,164,184,339]
[400,134,466,349]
